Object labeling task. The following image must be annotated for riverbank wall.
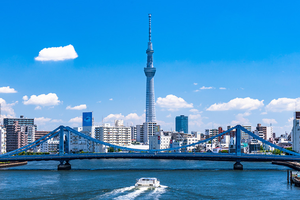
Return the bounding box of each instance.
[0,161,28,168]
[272,161,300,171]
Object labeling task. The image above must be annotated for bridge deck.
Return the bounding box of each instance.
[1,153,300,162]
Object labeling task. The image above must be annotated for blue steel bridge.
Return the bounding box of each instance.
[0,125,300,170]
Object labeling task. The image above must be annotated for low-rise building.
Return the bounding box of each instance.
[149,131,172,150]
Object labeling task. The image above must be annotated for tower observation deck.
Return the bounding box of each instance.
[144,14,156,123]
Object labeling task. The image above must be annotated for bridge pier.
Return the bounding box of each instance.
[58,160,71,170]
[234,161,243,170]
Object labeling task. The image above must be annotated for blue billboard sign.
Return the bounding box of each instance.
[82,112,93,127]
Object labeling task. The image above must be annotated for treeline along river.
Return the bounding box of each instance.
[0,159,299,199]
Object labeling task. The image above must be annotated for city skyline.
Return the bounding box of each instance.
[1,1,300,135]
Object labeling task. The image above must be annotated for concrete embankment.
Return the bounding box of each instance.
[0,161,27,168]
[272,161,300,170]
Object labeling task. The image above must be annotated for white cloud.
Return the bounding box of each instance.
[219,87,226,90]
[35,44,78,61]
[193,90,199,92]
[69,116,82,123]
[265,97,300,112]
[193,83,198,85]
[189,114,202,120]
[200,86,214,90]
[231,112,251,125]
[66,104,87,110]
[109,98,113,101]
[0,98,17,118]
[156,94,193,111]
[97,101,101,103]
[34,117,63,125]
[0,86,17,93]
[166,114,172,118]
[189,108,201,113]
[125,113,144,121]
[51,119,63,123]
[262,118,278,125]
[35,106,42,110]
[102,113,145,126]
[261,112,267,115]
[35,117,52,124]
[104,113,124,121]
[188,113,203,127]
[23,93,61,107]
[207,97,264,111]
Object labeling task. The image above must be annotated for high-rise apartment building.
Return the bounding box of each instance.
[241,125,251,142]
[130,126,137,141]
[6,121,28,152]
[4,115,37,146]
[205,129,219,137]
[95,120,131,152]
[35,131,50,141]
[256,124,267,140]
[175,115,188,133]
[136,122,160,144]
[21,125,35,143]
[292,111,300,153]
[4,115,35,127]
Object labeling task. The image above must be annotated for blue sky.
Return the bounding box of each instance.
[1,1,300,135]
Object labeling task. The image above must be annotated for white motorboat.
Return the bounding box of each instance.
[135,177,160,188]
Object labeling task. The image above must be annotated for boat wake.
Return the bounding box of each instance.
[94,185,168,200]
[114,187,148,200]
[143,185,168,200]
[95,186,135,199]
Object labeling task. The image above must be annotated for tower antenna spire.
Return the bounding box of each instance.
[148,14,151,42]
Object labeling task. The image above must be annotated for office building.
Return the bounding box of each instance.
[175,115,188,133]
[69,112,95,153]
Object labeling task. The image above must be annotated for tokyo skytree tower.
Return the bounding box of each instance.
[144,14,156,122]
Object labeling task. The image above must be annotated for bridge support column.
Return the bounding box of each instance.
[58,160,71,170]
[234,161,243,170]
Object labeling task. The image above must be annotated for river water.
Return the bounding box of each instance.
[0,159,299,199]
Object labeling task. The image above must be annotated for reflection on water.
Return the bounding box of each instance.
[0,159,299,199]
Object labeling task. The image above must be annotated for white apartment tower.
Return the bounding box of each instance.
[95,120,131,152]
[0,126,6,154]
